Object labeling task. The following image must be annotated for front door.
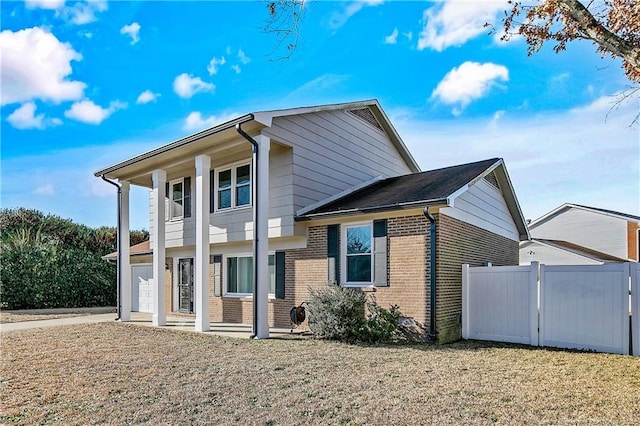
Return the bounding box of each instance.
[178,258,194,313]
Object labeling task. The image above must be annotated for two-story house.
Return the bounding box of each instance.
[96,100,529,343]
[520,204,640,265]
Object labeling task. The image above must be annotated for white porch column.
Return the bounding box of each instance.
[195,155,211,332]
[119,180,131,322]
[254,135,270,339]
[152,169,166,326]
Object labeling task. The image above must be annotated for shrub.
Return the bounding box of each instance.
[307,286,401,344]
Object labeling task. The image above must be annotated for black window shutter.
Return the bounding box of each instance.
[327,224,339,285]
[373,219,388,287]
[209,169,215,213]
[184,177,191,218]
[165,182,169,198]
[213,255,222,297]
[275,251,285,299]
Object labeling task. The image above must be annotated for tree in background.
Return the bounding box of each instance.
[500,0,639,83]
[265,0,639,83]
[0,208,149,310]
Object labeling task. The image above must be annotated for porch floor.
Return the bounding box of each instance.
[127,312,310,339]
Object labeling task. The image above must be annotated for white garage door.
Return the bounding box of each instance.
[132,264,153,313]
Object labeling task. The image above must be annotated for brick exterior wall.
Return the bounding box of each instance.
[436,214,519,343]
[197,213,518,340]
[627,221,639,261]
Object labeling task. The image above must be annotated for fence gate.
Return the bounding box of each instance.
[463,262,634,356]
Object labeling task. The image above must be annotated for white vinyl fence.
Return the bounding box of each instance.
[462,262,636,356]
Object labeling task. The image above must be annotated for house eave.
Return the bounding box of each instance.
[94,113,255,178]
[295,198,449,221]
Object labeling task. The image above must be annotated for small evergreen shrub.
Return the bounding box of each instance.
[307,286,401,344]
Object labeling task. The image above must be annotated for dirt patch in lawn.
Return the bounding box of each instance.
[1,323,639,425]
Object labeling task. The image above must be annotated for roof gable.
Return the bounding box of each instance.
[94,99,420,180]
[530,203,640,229]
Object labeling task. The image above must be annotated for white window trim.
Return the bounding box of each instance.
[223,252,276,298]
[213,160,252,213]
[168,178,185,221]
[341,221,374,287]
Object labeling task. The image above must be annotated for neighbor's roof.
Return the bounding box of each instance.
[94,99,419,180]
[102,240,151,261]
[523,239,628,263]
[530,203,640,228]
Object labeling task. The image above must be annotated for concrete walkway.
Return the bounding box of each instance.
[1,311,308,339]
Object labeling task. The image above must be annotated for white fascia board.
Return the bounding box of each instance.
[296,176,384,217]
[446,184,469,209]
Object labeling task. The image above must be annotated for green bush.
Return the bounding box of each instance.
[0,208,134,310]
[307,286,401,344]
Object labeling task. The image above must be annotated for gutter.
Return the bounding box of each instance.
[235,118,260,339]
[101,176,122,321]
[295,198,449,221]
[423,207,437,342]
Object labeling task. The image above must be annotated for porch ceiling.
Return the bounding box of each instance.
[94,117,265,188]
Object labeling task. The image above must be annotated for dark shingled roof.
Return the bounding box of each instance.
[298,158,500,218]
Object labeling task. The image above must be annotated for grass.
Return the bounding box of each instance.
[1,323,639,425]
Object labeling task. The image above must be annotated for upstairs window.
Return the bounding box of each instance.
[214,162,251,211]
[166,177,191,220]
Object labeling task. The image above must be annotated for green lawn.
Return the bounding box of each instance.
[1,323,639,425]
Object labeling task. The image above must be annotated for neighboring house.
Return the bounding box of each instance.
[95,99,529,343]
[520,204,640,265]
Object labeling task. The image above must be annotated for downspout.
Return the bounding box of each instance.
[102,176,122,321]
[235,120,260,339]
[423,207,437,341]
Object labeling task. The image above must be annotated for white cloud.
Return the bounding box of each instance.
[61,0,108,25]
[328,0,384,30]
[136,90,160,104]
[237,49,251,65]
[25,0,65,9]
[64,99,126,125]
[384,28,398,44]
[34,183,55,196]
[183,111,239,132]
[173,73,215,99]
[231,65,241,74]
[391,91,639,222]
[120,22,141,45]
[418,0,507,51]
[207,56,226,75]
[431,61,509,115]
[0,27,85,106]
[404,31,413,41]
[7,102,45,129]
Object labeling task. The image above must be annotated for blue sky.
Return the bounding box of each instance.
[1,0,638,231]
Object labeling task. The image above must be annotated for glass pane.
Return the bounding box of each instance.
[347,226,371,254]
[347,255,371,282]
[218,188,231,209]
[268,254,275,294]
[236,165,250,185]
[218,170,231,189]
[237,257,253,294]
[172,182,183,201]
[172,201,183,218]
[227,258,237,293]
[236,185,250,206]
